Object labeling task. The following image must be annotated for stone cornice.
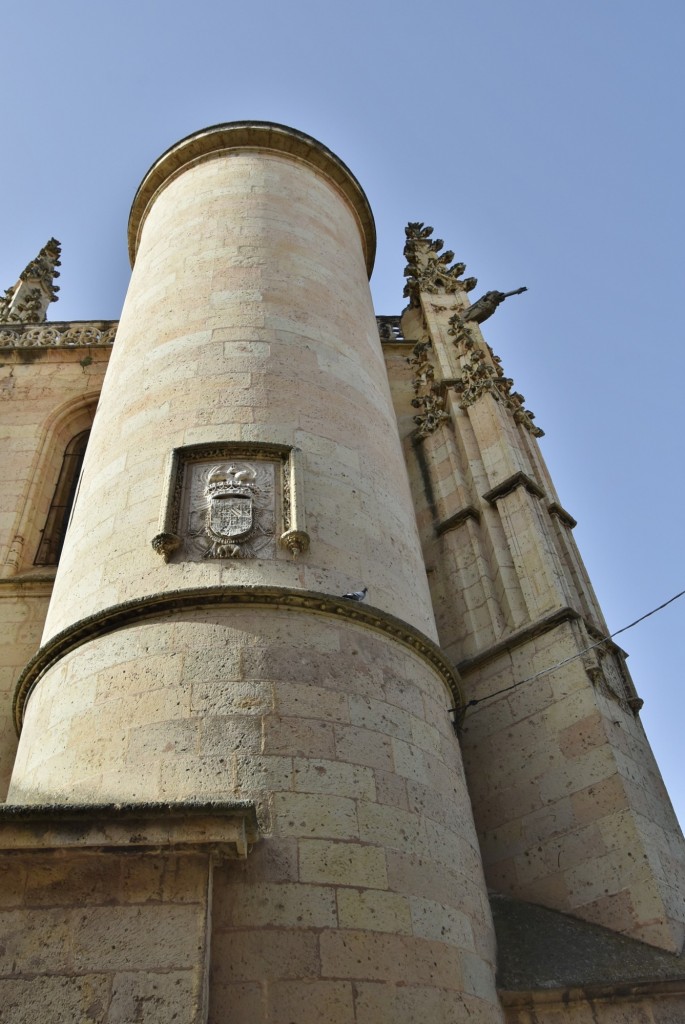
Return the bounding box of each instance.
[482,471,545,505]
[548,501,577,529]
[455,607,582,677]
[0,318,404,350]
[436,505,481,536]
[13,585,463,732]
[0,800,259,859]
[128,121,377,277]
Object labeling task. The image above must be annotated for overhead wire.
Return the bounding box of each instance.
[452,588,685,715]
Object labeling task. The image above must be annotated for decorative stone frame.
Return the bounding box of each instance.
[151,442,309,562]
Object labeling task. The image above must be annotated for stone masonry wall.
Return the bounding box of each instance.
[11,608,503,1022]
[0,345,109,798]
[0,850,210,1024]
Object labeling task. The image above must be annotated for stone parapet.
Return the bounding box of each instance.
[0,321,117,348]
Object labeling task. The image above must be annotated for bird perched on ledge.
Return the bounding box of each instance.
[342,587,368,602]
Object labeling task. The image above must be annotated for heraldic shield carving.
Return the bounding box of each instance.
[206,465,256,556]
[184,459,277,560]
[151,444,308,562]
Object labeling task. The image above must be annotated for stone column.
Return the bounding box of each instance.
[9,124,503,1021]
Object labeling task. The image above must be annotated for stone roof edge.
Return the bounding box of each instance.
[491,893,685,995]
[128,121,377,277]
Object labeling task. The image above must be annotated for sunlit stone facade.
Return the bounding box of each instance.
[1,122,684,1023]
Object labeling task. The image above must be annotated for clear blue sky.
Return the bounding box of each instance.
[1,1,683,823]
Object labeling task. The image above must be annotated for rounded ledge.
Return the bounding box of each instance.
[128,121,376,277]
[13,585,462,733]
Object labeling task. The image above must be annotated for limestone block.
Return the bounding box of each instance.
[212,928,320,983]
[108,971,200,1024]
[298,839,389,890]
[219,881,337,929]
[336,888,413,935]
[264,980,355,1024]
[0,975,111,1024]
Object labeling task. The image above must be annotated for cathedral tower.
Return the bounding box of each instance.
[1,123,685,1023]
[5,124,503,1022]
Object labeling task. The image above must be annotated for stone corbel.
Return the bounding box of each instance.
[279,447,310,557]
[151,449,182,561]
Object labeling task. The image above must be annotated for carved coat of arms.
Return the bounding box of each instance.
[208,466,255,541]
[184,461,276,560]
[204,465,257,557]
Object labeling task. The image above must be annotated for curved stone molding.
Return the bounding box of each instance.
[13,586,464,733]
[0,321,118,348]
[128,121,376,275]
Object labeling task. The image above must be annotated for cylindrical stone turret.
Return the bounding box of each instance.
[9,123,503,1020]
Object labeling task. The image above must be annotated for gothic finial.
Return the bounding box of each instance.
[403,222,471,309]
[0,238,62,324]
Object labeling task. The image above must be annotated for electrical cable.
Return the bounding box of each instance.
[454,588,685,715]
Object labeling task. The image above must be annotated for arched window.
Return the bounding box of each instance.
[34,430,90,566]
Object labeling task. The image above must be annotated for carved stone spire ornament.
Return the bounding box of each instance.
[403,222,541,437]
[407,339,450,438]
[447,315,544,436]
[0,238,61,324]
[402,222,476,309]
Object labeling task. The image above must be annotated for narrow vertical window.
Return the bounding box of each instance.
[34,430,90,566]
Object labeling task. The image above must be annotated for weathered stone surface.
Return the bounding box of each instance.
[1,126,503,1023]
[3,124,683,1022]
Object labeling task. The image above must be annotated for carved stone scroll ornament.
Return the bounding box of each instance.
[447,314,543,436]
[412,391,450,439]
[402,223,477,309]
[447,316,476,353]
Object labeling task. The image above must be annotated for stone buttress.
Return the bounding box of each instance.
[387,222,685,954]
